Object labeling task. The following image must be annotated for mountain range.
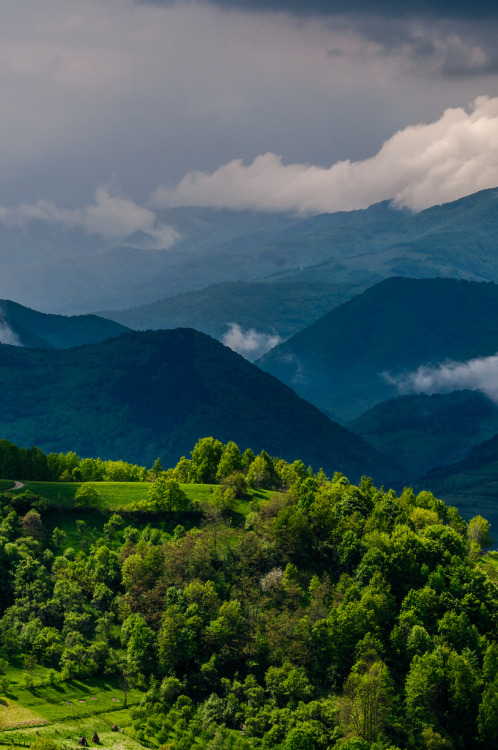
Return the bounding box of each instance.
[2,187,498,315]
[3,188,498,536]
[100,280,366,358]
[0,327,400,485]
[258,276,498,422]
[349,390,498,478]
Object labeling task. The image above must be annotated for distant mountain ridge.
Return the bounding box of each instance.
[418,431,498,533]
[0,299,130,349]
[349,390,498,477]
[258,277,498,422]
[0,327,400,485]
[1,187,498,314]
[100,280,367,355]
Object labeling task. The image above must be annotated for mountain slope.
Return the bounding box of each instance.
[0,328,400,484]
[0,300,130,349]
[419,432,498,531]
[258,277,498,421]
[100,280,366,347]
[349,390,498,477]
[263,187,498,286]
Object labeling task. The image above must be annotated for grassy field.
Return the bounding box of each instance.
[15,481,269,517]
[0,711,144,750]
[8,481,271,548]
[0,676,144,750]
[0,480,15,491]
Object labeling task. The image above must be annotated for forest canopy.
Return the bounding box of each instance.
[0,437,496,750]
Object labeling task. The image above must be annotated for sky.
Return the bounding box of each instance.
[1,0,498,240]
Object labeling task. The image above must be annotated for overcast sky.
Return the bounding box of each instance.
[1,0,498,235]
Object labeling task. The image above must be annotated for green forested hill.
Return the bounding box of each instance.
[100,281,366,350]
[0,299,130,348]
[349,391,498,477]
[0,328,399,484]
[0,458,496,750]
[258,277,498,422]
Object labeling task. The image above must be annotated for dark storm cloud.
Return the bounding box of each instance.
[138,0,498,20]
[352,15,498,77]
[138,0,498,78]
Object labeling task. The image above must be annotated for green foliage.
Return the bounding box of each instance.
[30,738,61,750]
[191,438,224,484]
[0,441,495,750]
[468,515,493,553]
[146,476,191,513]
[74,483,101,509]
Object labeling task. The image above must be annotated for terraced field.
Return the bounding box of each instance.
[0,678,143,750]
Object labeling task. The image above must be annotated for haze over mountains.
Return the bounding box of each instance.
[1,187,498,317]
[101,281,366,360]
[349,390,498,478]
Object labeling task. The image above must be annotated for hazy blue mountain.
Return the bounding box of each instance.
[419,432,498,532]
[258,277,498,422]
[0,299,130,349]
[263,187,498,286]
[2,187,498,314]
[0,328,400,485]
[100,281,367,357]
[349,390,498,477]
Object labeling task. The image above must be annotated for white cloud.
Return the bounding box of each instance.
[222,323,282,360]
[153,95,498,214]
[0,186,179,248]
[384,353,498,403]
[0,311,21,346]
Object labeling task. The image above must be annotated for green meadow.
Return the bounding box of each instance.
[10,481,271,547]
[15,481,269,514]
[0,676,143,750]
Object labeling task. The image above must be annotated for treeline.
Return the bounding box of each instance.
[0,439,497,749]
[0,436,313,492]
[0,439,148,482]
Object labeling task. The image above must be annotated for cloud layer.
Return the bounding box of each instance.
[0,187,179,248]
[153,95,498,214]
[0,308,21,347]
[142,0,498,21]
[385,353,498,404]
[1,0,498,210]
[222,324,282,360]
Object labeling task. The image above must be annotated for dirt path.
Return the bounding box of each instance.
[11,480,24,490]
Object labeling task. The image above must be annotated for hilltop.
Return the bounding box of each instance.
[0,299,130,348]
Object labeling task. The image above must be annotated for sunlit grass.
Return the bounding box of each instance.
[1,677,142,726]
[17,481,271,519]
[0,710,144,750]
